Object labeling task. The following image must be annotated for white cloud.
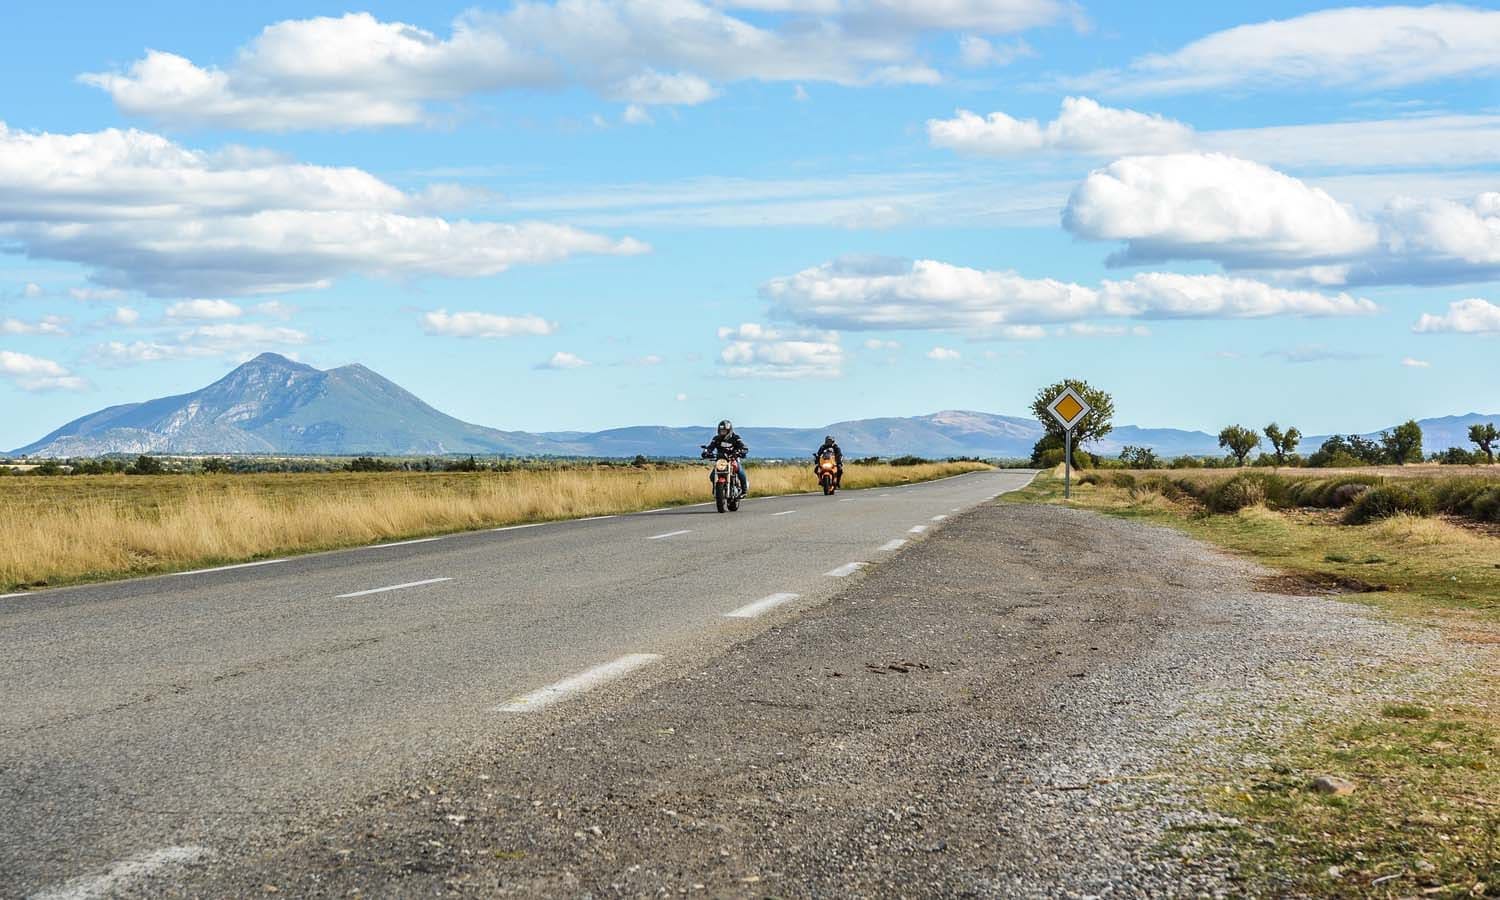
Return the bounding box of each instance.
[957,35,1033,68]
[69,287,126,302]
[1063,153,1378,269]
[81,4,1072,131]
[1064,153,1500,285]
[109,307,141,327]
[676,392,688,401]
[92,322,310,366]
[863,338,900,350]
[23,282,43,298]
[1,315,70,336]
[422,309,557,338]
[1401,356,1431,368]
[928,97,1192,157]
[926,346,961,360]
[793,84,810,101]
[166,299,242,320]
[1072,5,1500,95]
[0,121,647,297]
[0,350,87,391]
[1413,298,1500,334]
[537,350,591,369]
[717,322,843,378]
[1064,323,1150,337]
[253,301,295,320]
[763,257,1375,332]
[622,104,654,126]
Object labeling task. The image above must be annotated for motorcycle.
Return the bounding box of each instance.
[816,449,841,495]
[701,445,745,513]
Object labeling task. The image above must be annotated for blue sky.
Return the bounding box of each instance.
[2,1,1498,449]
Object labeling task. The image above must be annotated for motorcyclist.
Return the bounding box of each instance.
[701,419,748,495]
[814,434,843,487]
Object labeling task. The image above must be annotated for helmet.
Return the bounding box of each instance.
[717,419,732,436]
[824,435,835,444]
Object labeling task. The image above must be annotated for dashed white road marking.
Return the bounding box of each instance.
[909,525,929,534]
[951,507,962,512]
[170,559,287,577]
[0,592,27,599]
[30,845,214,900]
[770,510,797,517]
[367,537,442,549]
[493,523,544,532]
[639,507,670,513]
[837,498,852,503]
[725,592,800,618]
[825,562,866,578]
[878,539,908,552]
[494,654,661,713]
[931,515,948,522]
[648,529,692,540]
[337,578,452,599]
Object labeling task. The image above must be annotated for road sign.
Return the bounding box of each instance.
[1046,386,1091,431]
[1045,386,1093,499]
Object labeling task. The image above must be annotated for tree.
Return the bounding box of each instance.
[1218,425,1261,466]
[1263,422,1302,466]
[1030,380,1115,466]
[1470,422,1498,464]
[128,455,164,475]
[201,457,230,474]
[1380,420,1423,465]
[1118,445,1160,469]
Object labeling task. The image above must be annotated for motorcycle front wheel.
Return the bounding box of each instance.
[715,482,726,513]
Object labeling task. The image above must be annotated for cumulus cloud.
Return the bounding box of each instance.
[536,350,591,369]
[109,307,141,327]
[91,322,310,366]
[763,257,1375,332]
[1412,298,1500,334]
[1401,356,1431,367]
[80,4,1073,130]
[1070,4,1500,95]
[863,338,900,350]
[0,350,88,391]
[717,322,843,378]
[926,346,961,360]
[957,35,1033,68]
[166,299,243,320]
[0,121,647,297]
[928,97,1192,157]
[421,309,557,338]
[1,315,70,336]
[1063,153,1500,285]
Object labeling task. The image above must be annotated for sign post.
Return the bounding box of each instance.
[1045,386,1092,500]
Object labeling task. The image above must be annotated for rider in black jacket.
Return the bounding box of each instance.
[814,434,843,486]
[702,419,748,494]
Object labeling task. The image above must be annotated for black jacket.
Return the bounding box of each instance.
[815,440,843,463]
[704,432,748,459]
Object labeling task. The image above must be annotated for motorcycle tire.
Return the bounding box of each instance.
[821,475,834,495]
[714,482,726,513]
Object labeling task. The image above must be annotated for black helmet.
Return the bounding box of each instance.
[824,435,835,444]
[718,419,732,436]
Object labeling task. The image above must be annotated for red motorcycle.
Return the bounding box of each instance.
[816,449,841,495]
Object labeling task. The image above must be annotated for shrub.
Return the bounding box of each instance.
[1170,455,1205,469]
[127,455,164,475]
[1036,448,1065,468]
[1206,473,1269,513]
[888,455,931,467]
[1329,482,1373,507]
[1118,445,1161,469]
[1344,483,1435,524]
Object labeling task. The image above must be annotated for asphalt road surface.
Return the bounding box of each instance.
[0,469,1034,898]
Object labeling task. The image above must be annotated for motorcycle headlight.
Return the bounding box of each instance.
[715,459,729,471]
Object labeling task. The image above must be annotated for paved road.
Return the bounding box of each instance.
[0,469,1033,897]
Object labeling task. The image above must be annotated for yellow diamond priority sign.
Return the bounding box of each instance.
[1046,386,1091,432]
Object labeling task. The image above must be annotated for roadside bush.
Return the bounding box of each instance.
[1205,473,1270,512]
[888,455,931,467]
[1284,474,1383,509]
[1169,455,1204,469]
[1344,483,1435,524]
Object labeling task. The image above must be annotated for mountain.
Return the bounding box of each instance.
[1305,412,1500,456]
[12,353,556,457]
[11,354,1495,460]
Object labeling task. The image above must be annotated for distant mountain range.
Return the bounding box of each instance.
[10,353,1497,460]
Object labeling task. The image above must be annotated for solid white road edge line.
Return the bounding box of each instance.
[170,559,287,577]
[0,592,28,599]
[931,515,948,521]
[909,525,928,534]
[30,845,215,900]
[878,539,908,552]
[725,592,800,618]
[493,523,544,532]
[494,653,662,713]
[825,562,866,578]
[337,578,452,599]
[367,537,443,549]
[648,530,692,540]
[771,510,797,517]
[579,515,618,521]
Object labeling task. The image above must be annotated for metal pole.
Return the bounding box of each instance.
[1064,428,1072,500]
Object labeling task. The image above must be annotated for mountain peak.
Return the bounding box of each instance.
[241,352,311,371]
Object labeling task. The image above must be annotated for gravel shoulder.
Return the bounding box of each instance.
[143,500,1456,898]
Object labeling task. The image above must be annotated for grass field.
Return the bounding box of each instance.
[1012,471,1499,897]
[0,461,989,592]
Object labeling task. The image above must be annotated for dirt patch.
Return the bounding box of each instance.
[1255,571,1388,595]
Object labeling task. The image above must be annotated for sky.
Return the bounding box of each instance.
[1,1,1498,450]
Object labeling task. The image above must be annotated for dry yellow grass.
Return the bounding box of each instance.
[0,461,988,591]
